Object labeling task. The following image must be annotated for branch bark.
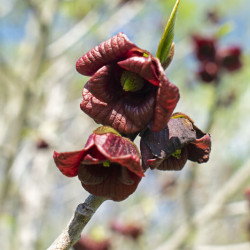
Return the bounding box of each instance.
[47,195,107,250]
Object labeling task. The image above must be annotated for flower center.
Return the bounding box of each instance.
[103,160,111,167]
[171,149,182,159]
[120,70,144,92]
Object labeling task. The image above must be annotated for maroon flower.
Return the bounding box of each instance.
[192,35,217,62]
[197,61,219,83]
[36,138,49,149]
[76,32,179,134]
[53,126,144,201]
[73,235,111,250]
[110,221,143,240]
[140,113,211,171]
[217,46,242,72]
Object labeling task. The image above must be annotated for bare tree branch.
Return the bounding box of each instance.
[47,195,107,250]
[194,242,250,250]
[46,0,144,59]
[156,158,250,250]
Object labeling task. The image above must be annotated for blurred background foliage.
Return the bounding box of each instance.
[1,0,250,249]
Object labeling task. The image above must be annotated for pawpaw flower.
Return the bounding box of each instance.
[197,61,219,83]
[53,126,144,201]
[192,35,217,62]
[140,113,211,171]
[76,32,179,134]
[110,221,143,240]
[73,235,111,250]
[218,46,242,72]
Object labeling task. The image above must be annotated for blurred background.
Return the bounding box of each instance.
[1,0,250,249]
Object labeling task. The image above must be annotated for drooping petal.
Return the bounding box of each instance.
[53,150,85,177]
[150,72,180,132]
[141,126,174,158]
[140,139,155,171]
[142,115,196,158]
[78,132,144,201]
[81,165,142,201]
[187,133,211,163]
[80,83,114,126]
[94,133,144,177]
[118,56,160,86]
[76,32,137,76]
[140,113,210,171]
[53,127,144,201]
[78,163,110,185]
[53,134,96,177]
[118,166,135,185]
[153,147,188,171]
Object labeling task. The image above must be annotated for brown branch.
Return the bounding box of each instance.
[47,195,107,250]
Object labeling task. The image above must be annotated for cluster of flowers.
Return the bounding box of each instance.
[193,35,242,83]
[54,33,211,201]
[73,221,143,250]
[73,235,111,250]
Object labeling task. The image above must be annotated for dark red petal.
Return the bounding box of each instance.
[217,46,242,72]
[81,166,141,201]
[197,62,219,83]
[78,164,110,185]
[150,73,180,132]
[110,221,143,239]
[142,117,196,159]
[187,133,211,163]
[118,56,160,86]
[126,47,151,58]
[140,125,187,171]
[88,65,122,103]
[168,117,197,145]
[140,114,201,171]
[140,139,154,171]
[118,166,135,185]
[123,91,155,130]
[53,150,85,177]
[80,84,153,134]
[81,153,105,164]
[192,35,217,62]
[153,147,188,171]
[74,235,111,250]
[80,86,131,133]
[94,133,144,177]
[76,32,137,76]
[141,126,173,158]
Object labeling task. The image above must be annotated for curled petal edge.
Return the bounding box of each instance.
[53,150,85,177]
[151,73,180,132]
[76,32,137,76]
[188,133,211,163]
